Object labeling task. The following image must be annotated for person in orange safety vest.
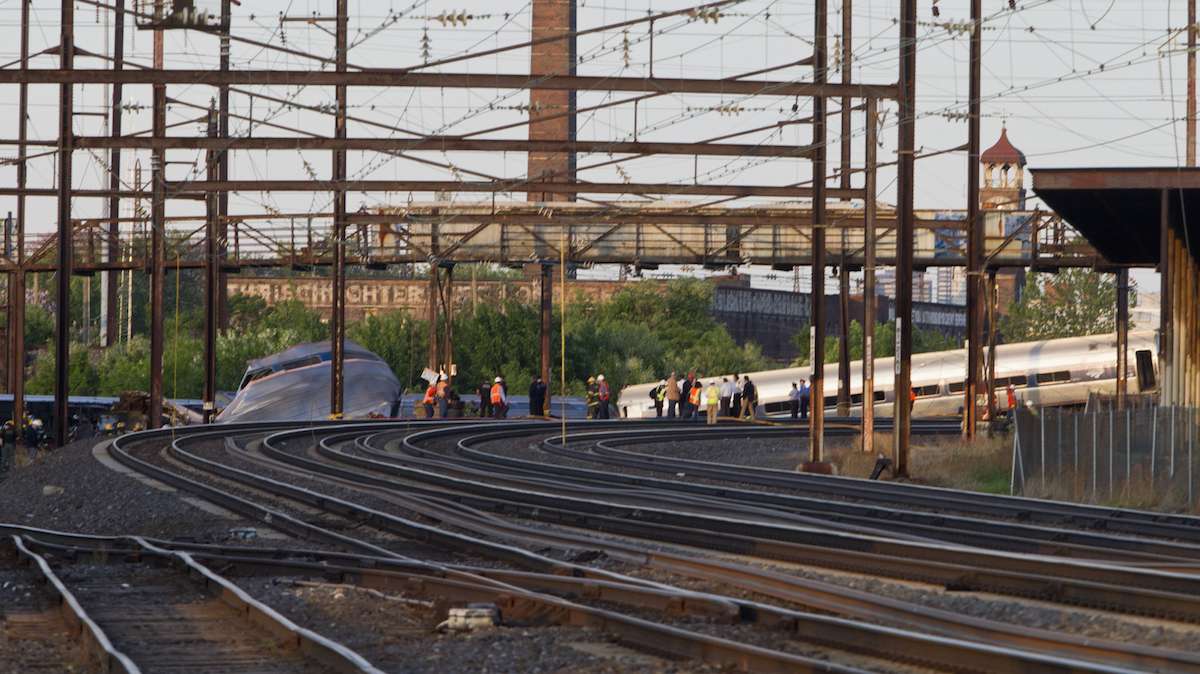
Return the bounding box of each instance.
[490,377,507,419]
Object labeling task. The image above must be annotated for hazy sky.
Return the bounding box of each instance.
[0,0,1185,294]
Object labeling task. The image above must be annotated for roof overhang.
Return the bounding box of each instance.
[1031,167,1200,266]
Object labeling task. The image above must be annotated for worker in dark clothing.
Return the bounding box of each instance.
[730,373,741,419]
[478,381,492,418]
[529,376,547,417]
[686,374,696,417]
[799,378,811,420]
[650,380,666,418]
[741,376,757,419]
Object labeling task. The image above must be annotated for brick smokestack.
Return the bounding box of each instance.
[527,0,576,202]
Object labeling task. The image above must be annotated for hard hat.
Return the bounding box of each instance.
[494,376,502,383]
[659,380,666,386]
[31,419,42,429]
[587,376,595,383]
[439,374,448,381]
[597,374,605,381]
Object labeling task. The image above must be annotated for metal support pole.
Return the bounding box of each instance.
[809,0,828,463]
[440,265,455,379]
[861,97,877,454]
[329,0,348,417]
[836,0,853,419]
[203,104,219,423]
[1160,190,1172,405]
[540,263,553,416]
[894,0,917,476]
[148,4,165,429]
[964,0,983,440]
[427,265,440,371]
[217,0,231,332]
[986,270,998,424]
[1116,268,1129,410]
[1189,0,1197,167]
[8,0,29,434]
[54,0,75,446]
[104,0,124,348]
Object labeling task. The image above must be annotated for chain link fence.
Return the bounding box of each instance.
[1012,403,1200,511]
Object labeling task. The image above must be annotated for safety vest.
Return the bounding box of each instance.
[422,385,436,404]
[688,386,702,406]
[490,383,504,405]
[705,386,719,405]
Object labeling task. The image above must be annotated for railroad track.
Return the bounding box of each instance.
[1,528,382,673]
[50,418,1193,672]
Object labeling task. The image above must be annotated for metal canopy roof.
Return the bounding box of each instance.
[1032,167,1200,266]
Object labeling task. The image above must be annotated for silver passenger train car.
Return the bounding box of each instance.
[218,340,401,423]
[618,331,1158,419]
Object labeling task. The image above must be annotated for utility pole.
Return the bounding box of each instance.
[203,103,219,423]
[809,0,828,463]
[54,0,75,446]
[836,0,853,418]
[964,0,983,439]
[330,0,348,417]
[105,0,125,348]
[1190,0,1197,166]
[894,0,917,476]
[217,0,231,331]
[148,0,166,428]
[861,98,877,454]
[10,0,29,438]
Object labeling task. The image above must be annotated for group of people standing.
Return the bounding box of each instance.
[585,375,612,419]
[649,372,759,423]
[787,379,812,420]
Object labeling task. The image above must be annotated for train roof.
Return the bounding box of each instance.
[246,339,378,372]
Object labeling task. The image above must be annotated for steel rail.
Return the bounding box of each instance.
[5,521,1196,674]
[227,426,1175,673]
[376,424,1200,564]
[538,424,1200,541]
[277,422,1200,622]
[99,428,902,673]
[7,535,140,673]
[248,426,1200,666]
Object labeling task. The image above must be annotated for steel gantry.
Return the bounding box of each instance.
[0,0,1130,474]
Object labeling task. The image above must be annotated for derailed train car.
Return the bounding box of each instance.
[218,340,401,423]
[618,331,1159,419]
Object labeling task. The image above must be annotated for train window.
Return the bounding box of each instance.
[993,375,1026,389]
[238,367,272,390]
[1135,350,1156,390]
[280,355,322,372]
[874,390,885,402]
[1035,370,1071,384]
[824,395,839,407]
[915,385,940,397]
[947,381,965,393]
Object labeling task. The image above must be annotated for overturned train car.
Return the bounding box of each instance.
[619,331,1158,419]
[217,340,401,423]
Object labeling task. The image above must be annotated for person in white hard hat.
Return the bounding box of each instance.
[490,376,507,419]
[596,374,611,419]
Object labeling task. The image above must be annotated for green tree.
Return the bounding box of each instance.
[347,310,427,391]
[999,269,1127,342]
[27,343,99,396]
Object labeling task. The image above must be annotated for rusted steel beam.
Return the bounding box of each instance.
[964,0,983,440]
[104,0,125,349]
[0,69,900,99]
[1116,268,1129,410]
[836,0,853,419]
[72,135,820,158]
[217,0,231,332]
[1160,190,1172,404]
[330,0,348,418]
[203,105,219,423]
[539,264,553,416]
[53,0,74,447]
[147,6,165,430]
[162,179,853,199]
[809,0,828,463]
[9,0,29,439]
[894,0,917,477]
[861,98,877,455]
